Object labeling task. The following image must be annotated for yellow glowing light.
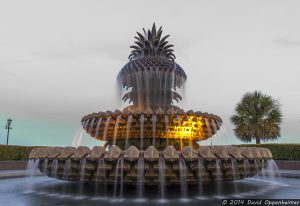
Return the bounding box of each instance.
[162,116,204,140]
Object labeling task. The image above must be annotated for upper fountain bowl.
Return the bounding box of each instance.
[81,108,222,150]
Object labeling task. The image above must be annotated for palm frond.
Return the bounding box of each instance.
[231,91,283,144]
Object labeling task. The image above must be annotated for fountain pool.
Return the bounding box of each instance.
[0,174,298,206]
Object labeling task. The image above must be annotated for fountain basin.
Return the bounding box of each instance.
[29,145,272,185]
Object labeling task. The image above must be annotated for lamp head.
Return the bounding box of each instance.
[5,118,12,129]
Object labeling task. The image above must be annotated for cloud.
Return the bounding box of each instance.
[273,37,300,47]
[0,69,20,81]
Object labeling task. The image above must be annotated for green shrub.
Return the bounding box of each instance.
[0,144,299,161]
[236,144,300,160]
[0,145,43,161]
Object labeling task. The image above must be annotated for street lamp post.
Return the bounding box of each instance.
[5,118,12,145]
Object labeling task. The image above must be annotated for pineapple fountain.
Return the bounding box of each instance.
[28,24,273,194]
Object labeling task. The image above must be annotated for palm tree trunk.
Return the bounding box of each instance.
[255,137,261,144]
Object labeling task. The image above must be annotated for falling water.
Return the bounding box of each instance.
[62,159,71,195]
[119,64,186,110]
[79,159,86,181]
[159,155,166,200]
[211,120,217,134]
[205,119,212,137]
[163,70,168,108]
[26,159,34,172]
[145,69,150,109]
[219,125,229,138]
[243,159,250,178]
[137,154,145,200]
[215,159,223,198]
[84,119,90,130]
[42,159,48,174]
[211,121,221,146]
[71,127,85,147]
[254,159,260,173]
[152,114,157,146]
[164,114,169,145]
[231,159,238,194]
[88,118,96,134]
[79,159,86,197]
[157,69,162,106]
[26,159,40,175]
[231,159,239,178]
[179,156,188,200]
[51,159,58,178]
[113,115,122,145]
[63,159,71,179]
[95,117,102,138]
[140,114,145,150]
[266,159,280,180]
[134,70,143,110]
[26,159,40,192]
[263,159,267,168]
[103,117,112,141]
[95,158,107,196]
[125,115,133,149]
[198,158,204,197]
[171,69,176,89]
[260,160,268,181]
[177,114,183,149]
[113,157,124,200]
[120,158,124,199]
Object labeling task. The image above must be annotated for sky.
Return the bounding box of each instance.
[0,0,299,147]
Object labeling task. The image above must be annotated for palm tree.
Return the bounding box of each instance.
[231,91,282,144]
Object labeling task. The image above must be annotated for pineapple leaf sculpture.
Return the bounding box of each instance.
[128,23,176,61]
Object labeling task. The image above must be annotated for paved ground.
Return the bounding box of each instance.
[263,169,300,178]
[0,170,43,179]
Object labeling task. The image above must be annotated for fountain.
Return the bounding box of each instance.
[28,24,273,188]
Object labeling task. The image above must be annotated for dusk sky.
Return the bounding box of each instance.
[0,0,299,147]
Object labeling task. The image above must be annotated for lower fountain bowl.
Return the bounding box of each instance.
[28,145,272,185]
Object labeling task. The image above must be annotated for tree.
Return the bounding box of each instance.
[231,91,282,144]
